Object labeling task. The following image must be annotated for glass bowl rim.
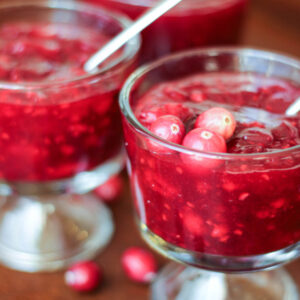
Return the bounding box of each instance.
[119,46,300,160]
[0,0,141,90]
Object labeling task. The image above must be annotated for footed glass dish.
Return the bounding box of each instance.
[120,48,300,299]
[0,0,140,272]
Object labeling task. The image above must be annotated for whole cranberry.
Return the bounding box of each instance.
[121,247,158,283]
[195,107,236,140]
[148,115,185,153]
[94,175,123,203]
[181,128,226,170]
[65,261,102,292]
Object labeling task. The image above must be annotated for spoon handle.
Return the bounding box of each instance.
[285,98,300,116]
[84,0,183,72]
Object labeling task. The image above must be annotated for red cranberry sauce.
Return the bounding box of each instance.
[0,23,125,181]
[86,0,248,62]
[125,73,300,256]
[0,23,117,82]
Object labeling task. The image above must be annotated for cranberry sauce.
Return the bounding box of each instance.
[0,23,117,82]
[124,73,300,256]
[0,22,127,181]
[86,0,248,62]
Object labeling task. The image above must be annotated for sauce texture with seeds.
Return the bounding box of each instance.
[124,72,300,256]
[0,22,128,181]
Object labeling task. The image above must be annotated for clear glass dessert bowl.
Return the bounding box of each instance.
[119,47,300,299]
[85,0,249,62]
[0,0,140,272]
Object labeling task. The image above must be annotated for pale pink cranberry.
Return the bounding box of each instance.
[195,107,236,140]
[94,175,123,203]
[150,115,185,144]
[65,261,102,292]
[181,128,226,169]
[121,247,157,283]
[148,115,185,153]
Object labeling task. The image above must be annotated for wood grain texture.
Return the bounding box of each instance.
[242,0,300,57]
[0,0,299,299]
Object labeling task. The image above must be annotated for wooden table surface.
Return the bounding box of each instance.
[0,0,300,299]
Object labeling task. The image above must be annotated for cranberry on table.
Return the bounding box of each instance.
[148,115,185,153]
[195,107,236,140]
[181,128,227,169]
[65,261,102,292]
[121,247,158,283]
[94,175,123,203]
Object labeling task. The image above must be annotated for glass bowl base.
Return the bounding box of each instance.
[0,193,114,272]
[2,151,125,196]
[139,221,300,272]
[152,262,299,300]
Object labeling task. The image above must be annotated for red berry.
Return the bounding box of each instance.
[195,107,236,140]
[65,261,102,292]
[121,247,157,283]
[181,128,226,170]
[150,115,185,143]
[148,115,185,153]
[94,175,123,203]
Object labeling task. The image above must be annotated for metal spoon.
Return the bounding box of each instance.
[285,98,300,116]
[84,0,183,73]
